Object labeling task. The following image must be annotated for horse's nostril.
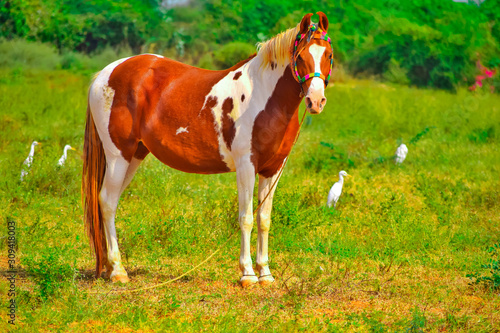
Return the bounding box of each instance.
[305,97,312,108]
[321,97,327,105]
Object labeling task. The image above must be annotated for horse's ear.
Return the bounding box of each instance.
[300,13,314,33]
[316,11,329,31]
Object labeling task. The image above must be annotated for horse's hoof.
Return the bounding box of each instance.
[111,274,130,283]
[259,275,274,286]
[240,275,258,288]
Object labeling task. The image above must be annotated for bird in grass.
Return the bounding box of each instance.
[57,145,76,166]
[395,143,408,164]
[327,170,350,209]
[20,141,40,181]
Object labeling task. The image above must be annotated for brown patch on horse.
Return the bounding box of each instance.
[251,67,302,178]
[203,96,218,110]
[221,97,236,149]
[241,94,245,102]
[233,72,242,80]
[106,54,253,174]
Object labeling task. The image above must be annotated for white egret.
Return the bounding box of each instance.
[20,141,40,181]
[395,143,408,164]
[327,170,349,209]
[57,145,76,166]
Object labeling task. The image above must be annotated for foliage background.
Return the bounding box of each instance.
[1,0,500,90]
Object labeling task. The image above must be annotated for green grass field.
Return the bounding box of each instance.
[1,68,499,332]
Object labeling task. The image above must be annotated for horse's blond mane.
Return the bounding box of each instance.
[256,24,300,68]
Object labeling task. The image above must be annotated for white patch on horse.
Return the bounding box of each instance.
[201,54,287,172]
[89,57,131,157]
[308,44,326,93]
[176,126,189,135]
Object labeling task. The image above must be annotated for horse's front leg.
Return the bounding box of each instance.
[256,170,282,286]
[236,157,258,287]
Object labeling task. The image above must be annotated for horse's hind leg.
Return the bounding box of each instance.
[256,170,282,286]
[99,154,134,283]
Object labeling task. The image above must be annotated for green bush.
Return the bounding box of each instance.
[22,247,77,300]
[383,58,410,85]
[198,52,216,70]
[467,244,500,290]
[213,42,255,69]
[0,39,61,70]
[0,39,133,72]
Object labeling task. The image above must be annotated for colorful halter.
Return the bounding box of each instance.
[293,24,333,87]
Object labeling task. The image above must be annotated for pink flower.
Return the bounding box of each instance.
[471,55,497,93]
[485,69,496,78]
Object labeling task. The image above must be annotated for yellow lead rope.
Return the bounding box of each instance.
[89,110,308,294]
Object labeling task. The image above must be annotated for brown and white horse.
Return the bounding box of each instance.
[82,12,333,287]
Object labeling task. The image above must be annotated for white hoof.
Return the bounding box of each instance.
[240,275,258,288]
[259,274,274,286]
[110,273,130,283]
[109,266,129,283]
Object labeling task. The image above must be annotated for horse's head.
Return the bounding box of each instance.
[292,12,333,114]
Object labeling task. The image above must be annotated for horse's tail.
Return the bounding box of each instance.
[82,100,108,278]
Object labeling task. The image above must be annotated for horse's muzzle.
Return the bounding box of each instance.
[305,95,327,114]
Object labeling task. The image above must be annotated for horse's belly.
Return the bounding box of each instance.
[143,127,233,174]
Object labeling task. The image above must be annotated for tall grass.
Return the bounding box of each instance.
[0,69,499,331]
